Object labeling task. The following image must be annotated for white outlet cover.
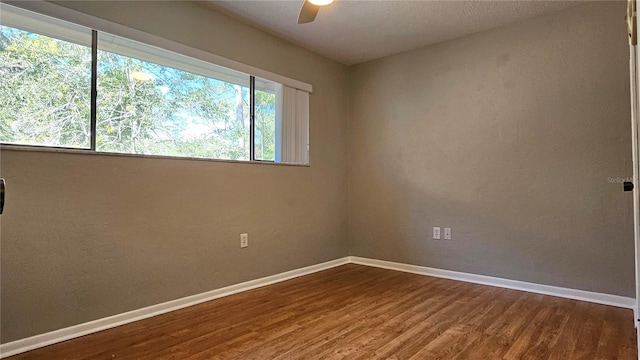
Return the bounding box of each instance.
[444,228,451,240]
[240,233,248,248]
[433,227,441,240]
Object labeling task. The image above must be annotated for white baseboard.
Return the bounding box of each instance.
[0,258,349,358]
[2,256,636,358]
[349,256,636,309]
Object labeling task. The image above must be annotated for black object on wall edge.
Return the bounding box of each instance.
[0,178,5,214]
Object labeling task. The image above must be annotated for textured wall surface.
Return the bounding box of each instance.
[348,2,634,297]
[0,1,349,343]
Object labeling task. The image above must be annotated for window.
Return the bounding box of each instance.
[0,4,310,164]
[96,33,256,161]
[0,10,92,149]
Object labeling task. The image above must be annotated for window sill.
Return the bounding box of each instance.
[0,144,310,167]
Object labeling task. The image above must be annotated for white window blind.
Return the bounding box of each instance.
[277,85,309,164]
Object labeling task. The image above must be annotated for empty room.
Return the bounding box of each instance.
[1,0,639,358]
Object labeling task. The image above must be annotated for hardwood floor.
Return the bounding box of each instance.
[6,264,637,359]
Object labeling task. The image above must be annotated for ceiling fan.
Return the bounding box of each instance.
[298,0,334,24]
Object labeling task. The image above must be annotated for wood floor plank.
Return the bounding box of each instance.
[407,325,484,360]
[5,264,636,360]
[450,292,544,360]
[373,287,497,359]
[546,301,584,360]
[407,289,517,359]
[290,279,446,360]
[569,302,608,360]
[594,306,636,360]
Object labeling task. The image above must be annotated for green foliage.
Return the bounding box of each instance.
[0,26,276,161]
[0,27,91,147]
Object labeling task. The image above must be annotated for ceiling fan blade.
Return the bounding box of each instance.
[298,0,320,24]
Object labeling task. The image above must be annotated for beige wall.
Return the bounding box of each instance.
[348,1,635,297]
[0,1,349,343]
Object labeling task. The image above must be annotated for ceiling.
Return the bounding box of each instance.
[205,0,579,65]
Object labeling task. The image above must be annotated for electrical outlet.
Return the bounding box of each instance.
[433,227,441,240]
[444,228,451,240]
[240,233,248,248]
